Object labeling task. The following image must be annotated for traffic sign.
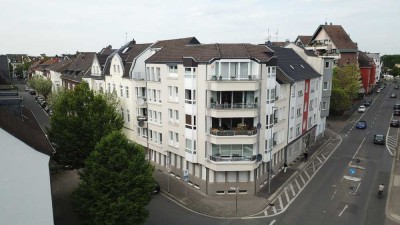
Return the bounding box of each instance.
[183,170,189,182]
[349,168,356,175]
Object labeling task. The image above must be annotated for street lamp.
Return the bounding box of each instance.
[230,187,239,214]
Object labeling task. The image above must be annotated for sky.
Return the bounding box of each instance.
[1,0,399,56]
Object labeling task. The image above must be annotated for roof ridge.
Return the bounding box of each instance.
[242,44,251,58]
[215,44,221,58]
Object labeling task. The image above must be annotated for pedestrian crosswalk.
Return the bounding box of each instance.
[262,153,331,217]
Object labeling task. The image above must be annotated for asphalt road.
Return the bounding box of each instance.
[274,83,396,225]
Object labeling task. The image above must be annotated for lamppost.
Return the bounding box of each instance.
[230,186,239,214]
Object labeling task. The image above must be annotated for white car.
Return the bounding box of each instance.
[358,105,366,113]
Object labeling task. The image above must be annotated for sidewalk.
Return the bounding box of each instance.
[387,143,400,224]
[154,126,341,218]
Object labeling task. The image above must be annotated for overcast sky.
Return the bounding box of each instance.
[1,0,399,56]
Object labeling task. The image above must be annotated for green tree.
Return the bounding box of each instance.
[15,65,24,76]
[47,82,123,168]
[330,65,361,115]
[391,66,400,77]
[72,131,154,225]
[28,76,52,99]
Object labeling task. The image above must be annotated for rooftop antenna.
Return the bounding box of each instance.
[125,32,128,44]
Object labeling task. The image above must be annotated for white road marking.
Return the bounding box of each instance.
[300,174,306,184]
[355,182,361,192]
[269,219,276,225]
[264,210,268,216]
[295,179,301,190]
[331,189,337,200]
[278,196,283,210]
[317,156,323,163]
[272,206,277,214]
[338,204,348,217]
[290,183,296,196]
[321,154,327,160]
[304,170,311,179]
[352,137,366,160]
[285,188,290,203]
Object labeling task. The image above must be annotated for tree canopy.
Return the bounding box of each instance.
[47,82,123,168]
[28,76,52,99]
[330,65,361,115]
[72,131,154,225]
[381,55,400,69]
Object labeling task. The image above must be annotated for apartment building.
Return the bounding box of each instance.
[142,43,279,195]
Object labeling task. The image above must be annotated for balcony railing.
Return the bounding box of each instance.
[209,155,257,162]
[210,128,257,136]
[210,103,257,109]
[208,75,259,81]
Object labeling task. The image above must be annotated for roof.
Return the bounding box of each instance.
[276,67,294,84]
[0,55,10,83]
[311,24,357,50]
[61,52,96,82]
[40,58,59,66]
[151,37,200,49]
[296,35,312,45]
[47,59,73,72]
[270,46,321,81]
[358,51,373,68]
[0,107,53,156]
[146,43,274,63]
[99,45,117,55]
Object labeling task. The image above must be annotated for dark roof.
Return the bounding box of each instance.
[146,43,274,63]
[270,46,321,81]
[0,55,11,83]
[311,25,357,50]
[47,59,73,72]
[61,52,96,82]
[296,36,312,45]
[99,45,117,55]
[358,51,373,68]
[40,58,59,66]
[6,54,27,63]
[151,37,200,49]
[276,67,294,84]
[0,107,53,156]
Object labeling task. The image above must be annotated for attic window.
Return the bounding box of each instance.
[300,65,305,68]
[290,65,294,69]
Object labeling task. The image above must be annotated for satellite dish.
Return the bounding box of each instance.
[137,98,144,106]
[138,120,144,127]
[256,154,262,162]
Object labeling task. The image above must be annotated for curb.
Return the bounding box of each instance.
[385,140,400,224]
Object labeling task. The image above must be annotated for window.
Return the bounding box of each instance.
[175,133,179,147]
[169,65,178,73]
[297,108,301,117]
[175,110,179,122]
[323,82,328,90]
[185,139,196,154]
[125,86,129,98]
[322,101,327,110]
[291,106,294,119]
[127,109,130,122]
[113,65,116,72]
[305,83,308,93]
[289,127,293,138]
[185,115,196,129]
[325,61,330,69]
[108,83,111,93]
[117,65,120,73]
[185,89,196,104]
[296,124,301,136]
[121,108,124,120]
[169,109,173,122]
[120,85,123,97]
[113,84,116,93]
[298,90,303,97]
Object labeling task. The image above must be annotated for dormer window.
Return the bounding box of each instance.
[113,65,116,73]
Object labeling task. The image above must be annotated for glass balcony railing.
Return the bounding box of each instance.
[208,75,259,81]
[209,155,257,162]
[210,128,257,136]
[210,102,257,109]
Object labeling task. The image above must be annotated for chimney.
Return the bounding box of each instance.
[132,38,136,44]
[325,22,327,25]
[107,45,112,49]
[330,22,332,25]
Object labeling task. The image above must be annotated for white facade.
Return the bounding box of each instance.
[366,53,382,82]
[49,69,62,91]
[0,128,54,225]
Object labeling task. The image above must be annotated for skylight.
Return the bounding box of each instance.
[290,65,294,69]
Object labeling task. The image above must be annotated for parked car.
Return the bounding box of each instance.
[25,86,30,91]
[373,134,385,145]
[390,119,400,127]
[394,85,399,89]
[29,89,36,95]
[394,103,400,110]
[394,110,400,116]
[391,93,397,98]
[356,121,367,129]
[364,100,372,106]
[358,105,366,113]
[377,88,381,93]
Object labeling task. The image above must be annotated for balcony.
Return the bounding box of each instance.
[209,154,257,162]
[210,126,257,136]
[210,102,257,109]
[208,74,259,81]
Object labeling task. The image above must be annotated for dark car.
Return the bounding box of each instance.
[29,89,36,95]
[374,134,385,145]
[394,110,400,116]
[364,100,372,106]
[391,93,397,98]
[394,104,400,110]
[356,121,367,129]
[390,119,400,127]
[394,85,399,89]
